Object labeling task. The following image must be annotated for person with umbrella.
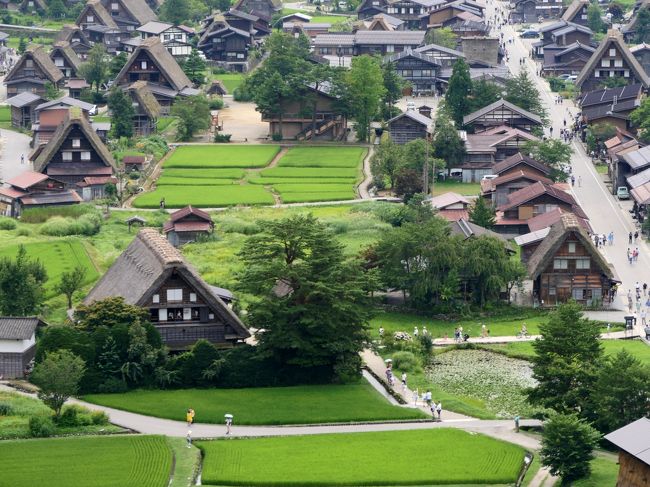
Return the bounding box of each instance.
[225,414,233,435]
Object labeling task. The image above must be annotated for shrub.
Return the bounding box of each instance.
[209,97,224,110]
[218,217,261,235]
[0,218,17,230]
[214,133,232,143]
[40,213,102,236]
[418,334,433,356]
[15,228,31,237]
[0,402,13,415]
[391,351,419,372]
[57,405,79,426]
[91,410,109,425]
[271,133,283,141]
[29,415,55,437]
[233,85,252,102]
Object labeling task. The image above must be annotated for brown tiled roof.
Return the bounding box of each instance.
[526,207,591,232]
[497,181,576,211]
[482,169,552,193]
[169,205,212,223]
[7,170,48,190]
[492,152,551,176]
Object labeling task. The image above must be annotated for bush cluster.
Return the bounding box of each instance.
[28,415,55,437]
[209,98,224,110]
[40,213,102,236]
[20,204,97,224]
[217,217,261,235]
[0,218,17,230]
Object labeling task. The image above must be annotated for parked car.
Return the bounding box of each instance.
[89,105,98,116]
[521,30,539,38]
[406,101,416,111]
[617,186,630,200]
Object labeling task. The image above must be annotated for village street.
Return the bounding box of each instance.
[488,0,650,315]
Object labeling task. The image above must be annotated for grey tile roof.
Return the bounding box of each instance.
[605,417,650,467]
[388,109,432,128]
[6,92,44,108]
[622,145,650,170]
[355,30,425,45]
[313,33,355,46]
[0,317,41,340]
[463,98,542,126]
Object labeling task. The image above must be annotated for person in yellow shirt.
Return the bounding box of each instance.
[186,408,195,426]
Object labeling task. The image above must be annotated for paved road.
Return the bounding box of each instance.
[0,130,31,183]
[489,4,650,316]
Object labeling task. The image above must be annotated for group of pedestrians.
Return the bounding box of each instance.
[418,390,443,421]
[592,232,614,248]
[627,285,650,324]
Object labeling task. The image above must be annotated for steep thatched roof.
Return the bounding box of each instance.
[126,80,161,118]
[84,228,250,339]
[33,107,116,173]
[576,29,650,90]
[120,0,157,25]
[50,41,82,72]
[115,37,191,91]
[5,44,64,85]
[78,0,119,28]
[561,0,589,23]
[56,24,90,45]
[527,213,614,280]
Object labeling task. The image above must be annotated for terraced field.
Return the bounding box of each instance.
[0,435,171,487]
[133,145,367,208]
[197,429,526,485]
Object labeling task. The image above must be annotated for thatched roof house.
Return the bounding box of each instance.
[84,228,250,349]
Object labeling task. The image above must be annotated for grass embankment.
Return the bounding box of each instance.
[431,180,481,196]
[197,429,526,486]
[83,383,427,425]
[0,435,172,487]
[214,73,245,92]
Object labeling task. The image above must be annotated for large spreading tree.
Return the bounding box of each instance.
[31,350,86,419]
[346,55,385,142]
[0,245,47,315]
[171,94,211,141]
[78,44,109,93]
[237,215,374,382]
[523,139,572,182]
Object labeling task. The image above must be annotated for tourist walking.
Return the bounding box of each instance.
[186,430,192,448]
[225,415,233,435]
[413,326,419,338]
[401,372,407,390]
[186,408,195,427]
[425,390,432,407]
[436,402,442,420]
[641,309,647,326]
[634,231,639,243]
[644,283,648,296]
[629,232,633,244]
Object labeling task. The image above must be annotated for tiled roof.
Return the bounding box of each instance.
[0,317,41,339]
[497,181,576,211]
[6,170,48,190]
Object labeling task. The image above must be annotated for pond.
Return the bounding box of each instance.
[426,349,542,418]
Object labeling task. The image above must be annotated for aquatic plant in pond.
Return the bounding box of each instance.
[426,349,542,418]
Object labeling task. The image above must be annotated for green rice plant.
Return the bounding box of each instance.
[133,185,274,208]
[40,213,102,236]
[273,184,354,194]
[248,177,357,185]
[279,192,357,203]
[197,429,525,485]
[156,177,237,186]
[261,167,359,179]
[20,204,98,223]
[164,145,280,169]
[278,147,367,168]
[0,435,172,487]
[162,168,245,179]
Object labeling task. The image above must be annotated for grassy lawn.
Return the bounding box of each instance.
[164,145,280,169]
[371,309,550,338]
[157,117,176,133]
[156,176,238,186]
[432,180,481,196]
[483,339,650,364]
[0,106,10,123]
[573,455,619,487]
[0,240,98,297]
[162,168,246,179]
[0,435,172,487]
[197,429,526,486]
[0,391,122,439]
[214,73,245,93]
[261,166,359,178]
[83,383,426,425]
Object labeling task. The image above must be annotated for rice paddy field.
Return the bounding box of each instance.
[133,145,367,208]
[0,435,172,487]
[197,429,526,486]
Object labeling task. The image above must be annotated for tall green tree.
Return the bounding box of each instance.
[393,168,423,202]
[31,350,86,419]
[237,215,373,382]
[541,413,600,485]
[587,3,605,33]
[523,139,572,182]
[48,0,66,19]
[469,196,496,228]
[588,349,650,433]
[160,0,191,25]
[254,71,290,139]
[432,109,466,167]
[107,87,134,139]
[0,245,47,315]
[425,26,457,49]
[636,7,650,43]
[74,296,150,331]
[182,48,206,86]
[44,81,62,101]
[78,44,109,93]
[469,79,503,113]
[528,301,603,413]
[56,266,87,309]
[346,55,385,142]
[171,94,211,141]
[381,61,404,116]
[445,58,472,127]
[371,138,404,188]
[505,70,548,123]
[108,52,128,79]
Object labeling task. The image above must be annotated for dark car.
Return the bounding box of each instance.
[520,30,539,38]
